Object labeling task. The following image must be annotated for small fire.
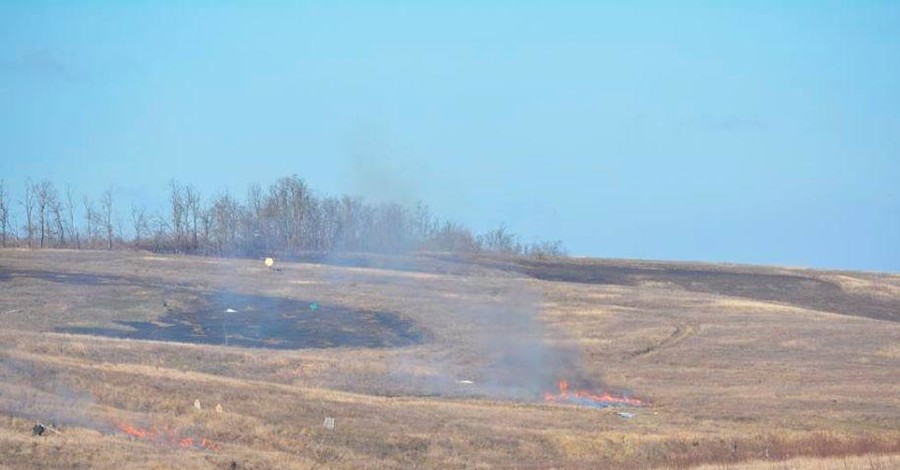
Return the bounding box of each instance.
[544,380,644,408]
[116,421,220,451]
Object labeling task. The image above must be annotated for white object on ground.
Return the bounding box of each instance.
[224,308,237,313]
[323,417,335,430]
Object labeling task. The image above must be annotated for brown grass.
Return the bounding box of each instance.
[1,248,899,469]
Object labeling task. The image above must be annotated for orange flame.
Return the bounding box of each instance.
[116,421,219,451]
[544,380,645,408]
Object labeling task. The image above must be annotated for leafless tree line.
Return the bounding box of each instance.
[0,176,566,258]
[0,179,114,251]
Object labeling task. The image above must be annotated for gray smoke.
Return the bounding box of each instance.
[0,352,109,431]
[369,265,594,401]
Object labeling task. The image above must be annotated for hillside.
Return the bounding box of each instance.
[1,249,898,469]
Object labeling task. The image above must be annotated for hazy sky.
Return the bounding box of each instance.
[2,2,898,271]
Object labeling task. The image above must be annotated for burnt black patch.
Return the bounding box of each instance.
[0,268,129,286]
[58,291,426,350]
[447,256,900,323]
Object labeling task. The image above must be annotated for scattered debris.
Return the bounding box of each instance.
[323,417,335,430]
[616,412,636,419]
[224,308,238,313]
[194,399,202,411]
[216,403,223,414]
[309,303,320,312]
[32,423,60,436]
[456,379,475,385]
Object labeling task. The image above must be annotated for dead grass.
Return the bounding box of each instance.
[684,453,900,470]
[1,249,899,469]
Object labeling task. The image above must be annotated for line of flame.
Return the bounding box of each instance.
[116,421,220,450]
[544,380,644,407]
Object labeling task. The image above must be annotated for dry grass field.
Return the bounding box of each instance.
[1,249,898,469]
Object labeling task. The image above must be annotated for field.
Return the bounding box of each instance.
[1,249,899,469]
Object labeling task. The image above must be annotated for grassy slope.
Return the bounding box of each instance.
[0,249,898,469]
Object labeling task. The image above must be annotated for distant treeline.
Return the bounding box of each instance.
[0,176,565,258]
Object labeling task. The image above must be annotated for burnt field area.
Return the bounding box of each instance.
[0,249,899,470]
[59,292,424,350]
[2,268,425,350]
[439,254,900,323]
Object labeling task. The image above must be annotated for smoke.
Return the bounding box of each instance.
[330,132,592,399]
[343,125,424,207]
[0,352,110,431]
[376,270,595,401]
[464,285,577,398]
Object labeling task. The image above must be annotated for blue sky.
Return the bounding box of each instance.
[1,2,898,271]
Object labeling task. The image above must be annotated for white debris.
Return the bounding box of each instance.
[456,379,475,385]
[193,399,202,411]
[224,308,238,313]
[215,403,223,414]
[323,417,335,430]
[616,411,635,419]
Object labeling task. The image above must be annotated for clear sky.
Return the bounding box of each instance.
[1,2,898,272]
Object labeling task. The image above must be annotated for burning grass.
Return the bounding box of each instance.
[543,380,645,408]
[115,421,220,451]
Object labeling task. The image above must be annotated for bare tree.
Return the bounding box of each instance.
[35,181,48,248]
[66,186,79,249]
[149,211,169,252]
[33,181,62,248]
[211,191,241,255]
[169,180,185,251]
[0,179,9,247]
[412,201,436,244]
[100,187,114,250]
[426,221,478,253]
[131,202,148,246]
[184,185,201,250]
[51,193,66,247]
[477,224,521,254]
[524,240,566,258]
[115,213,125,250]
[199,202,213,251]
[22,180,35,248]
[246,183,265,253]
[0,174,563,258]
[82,195,95,249]
[318,197,342,252]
